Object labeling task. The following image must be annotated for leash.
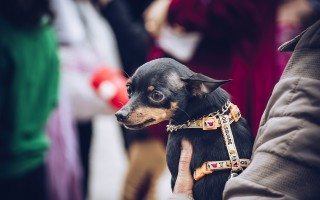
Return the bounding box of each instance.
[166,101,251,181]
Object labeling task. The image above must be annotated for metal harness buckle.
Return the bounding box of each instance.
[228,172,239,179]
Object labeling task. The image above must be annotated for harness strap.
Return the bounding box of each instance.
[194,159,251,181]
[167,101,250,181]
[219,114,242,173]
[193,104,249,181]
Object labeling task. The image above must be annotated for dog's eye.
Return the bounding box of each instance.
[126,85,133,97]
[150,90,164,102]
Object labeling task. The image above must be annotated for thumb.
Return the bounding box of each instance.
[173,139,194,195]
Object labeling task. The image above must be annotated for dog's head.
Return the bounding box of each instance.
[115,58,230,130]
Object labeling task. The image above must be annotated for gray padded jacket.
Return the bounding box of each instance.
[223,19,320,200]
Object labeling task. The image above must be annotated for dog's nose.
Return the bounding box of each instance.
[115,110,129,122]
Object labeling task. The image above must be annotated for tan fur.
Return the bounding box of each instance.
[127,102,178,126]
[127,78,133,85]
[147,86,155,91]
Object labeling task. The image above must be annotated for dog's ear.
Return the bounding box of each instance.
[181,73,231,96]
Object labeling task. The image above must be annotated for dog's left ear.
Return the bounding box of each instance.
[181,73,231,96]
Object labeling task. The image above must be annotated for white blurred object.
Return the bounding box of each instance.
[158,24,202,62]
[89,116,172,200]
[156,168,172,200]
[52,0,123,121]
[98,81,117,101]
[88,116,128,200]
[62,70,116,121]
[76,1,121,67]
[51,0,85,44]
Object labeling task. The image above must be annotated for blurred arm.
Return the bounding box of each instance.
[167,0,262,40]
[100,0,150,74]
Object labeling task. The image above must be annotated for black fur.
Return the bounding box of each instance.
[116,58,254,200]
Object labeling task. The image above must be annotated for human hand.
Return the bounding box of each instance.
[144,0,171,38]
[173,139,194,196]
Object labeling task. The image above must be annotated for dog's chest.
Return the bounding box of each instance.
[166,129,229,176]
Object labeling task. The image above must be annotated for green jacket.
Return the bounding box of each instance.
[0,18,59,179]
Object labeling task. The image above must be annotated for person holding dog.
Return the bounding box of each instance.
[169,19,320,200]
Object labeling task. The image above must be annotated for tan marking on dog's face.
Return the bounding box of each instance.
[127,78,133,85]
[147,86,155,91]
[128,107,173,125]
[170,102,178,110]
[123,102,179,129]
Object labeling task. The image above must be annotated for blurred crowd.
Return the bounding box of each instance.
[0,0,319,200]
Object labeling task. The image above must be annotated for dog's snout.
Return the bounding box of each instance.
[115,109,129,122]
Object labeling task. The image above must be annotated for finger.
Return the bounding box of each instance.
[173,139,194,195]
[178,139,193,173]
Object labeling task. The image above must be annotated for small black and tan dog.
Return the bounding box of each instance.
[115,58,254,200]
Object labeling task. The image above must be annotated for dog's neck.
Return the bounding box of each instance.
[171,88,230,125]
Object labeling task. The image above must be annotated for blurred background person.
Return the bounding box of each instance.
[303,0,320,27]
[145,0,279,137]
[47,0,123,199]
[95,0,168,199]
[276,0,313,79]
[48,0,167,199]
[0,0,60,199]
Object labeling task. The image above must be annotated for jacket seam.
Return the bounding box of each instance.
[281,77,301,156]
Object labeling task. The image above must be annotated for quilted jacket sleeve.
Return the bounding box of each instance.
[223,20,320,200]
